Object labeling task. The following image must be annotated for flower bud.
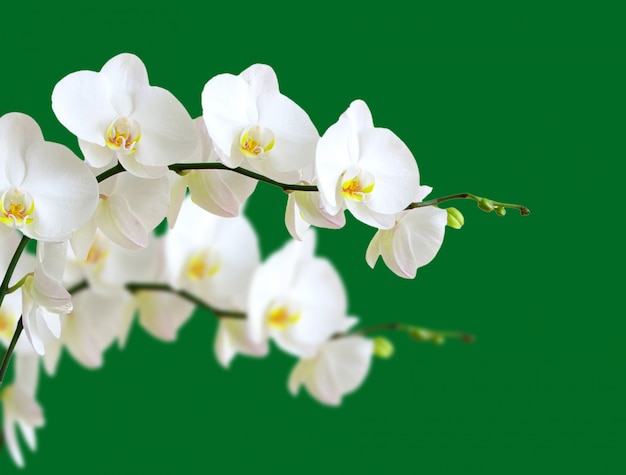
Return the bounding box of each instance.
[477,197,495,212]
[373,337,394,358]
[495,206,506,217]
[446,207,464,229]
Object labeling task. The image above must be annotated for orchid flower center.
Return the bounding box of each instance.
[267,305,301,331]
[83,235,109,269]
[341,168,375,202]
[239,125,275,159]
[106,117,141,154]
[185,249,221,281]
[0,188,35,228]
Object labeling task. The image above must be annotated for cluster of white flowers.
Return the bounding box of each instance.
[0,53,526,467]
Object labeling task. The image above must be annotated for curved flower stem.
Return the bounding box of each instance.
[6,273,33,295]
[0,317,23,388]
[95,163,125,183]
[407,192,530,216]
[0,234,30,308]
[0,235,30,389]
[69,280,245,319]
[95,163,529,214]
[168,163,318,192]
[345,322,474,344]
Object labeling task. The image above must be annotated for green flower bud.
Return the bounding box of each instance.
[477,197,495,212]
[446,207,464,229]
[495,206,506,217]
[373,337,394,358]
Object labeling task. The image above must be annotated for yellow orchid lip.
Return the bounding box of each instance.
[106,117,142,154]
[185,250,221,281]
[267,306,301,330]
[0,188,35,229]
[341,168,375,202]
[239,125,275,159]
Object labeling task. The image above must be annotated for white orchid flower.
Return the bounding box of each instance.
[0,354,44,467]
[52,53,198,178]
[42,288,126,375]
[0,113,98,242]
[288,335,374,406]
[72,171,170,257]
[21,242,72,355]
[365,186,448,278]
[167,117,257,227]
[166,198,260,311]
[247,232,355,358]
[316,100,420,229]
[202,64,319,183]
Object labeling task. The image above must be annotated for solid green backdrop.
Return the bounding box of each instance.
[1,1,623,474]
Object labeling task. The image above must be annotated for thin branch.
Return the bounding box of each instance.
[0,235,30,308]
[0,318,23,388]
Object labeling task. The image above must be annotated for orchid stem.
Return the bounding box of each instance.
[0,318,23,388]
[69,280,245,319]
[95,163,529,215]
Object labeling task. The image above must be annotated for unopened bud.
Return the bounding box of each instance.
[409,327,432,341]
[495,207,506,217]
[373,337,394,358]
[446,207,464,229]
[477,197,495,212]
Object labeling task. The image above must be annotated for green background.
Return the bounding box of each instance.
[1,1,623,473]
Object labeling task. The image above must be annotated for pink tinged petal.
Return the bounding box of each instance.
[100,53,150,117]
[167,173,188,227]
[313,336,374,405]
[118,298,137,348]
[21,141,98,241]
[22,305,46,355]
[0,113,44,187]
[131,87,198,167]
[295,191,346,230]
[255,93,319,174]
[31,268,72,317]
[215,318,267,368]
[345,199,396,229]
[51,70,116,146]
[4,414,24,467]
[201,73,251,166]
[113,174,170,231]
[95,195,149,250]
[71,215,98,261]
[42,338,62,376]
[386,207,448,279]
[136,291,194,342]
[365,231,382,269]
[78,139,116,169]
[117,154,169,179]
[187,169,257,218]
[215,321,238,369]
[240,64,279,98]
[377,226,410,278]
[288,359,311,396]
[315,116,355,210]
[285,193,310,241]
[357,128,420,214]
